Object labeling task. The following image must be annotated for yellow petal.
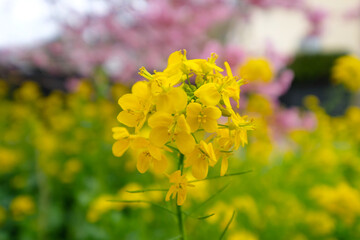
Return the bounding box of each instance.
[156,88,187,113]
[207,143,217,167]
[169,170,182,182]
[152,154,168,173]
[148,112,173,129]
[168,87,188,112]
[117,111,139,127]
[148,144,162,160]
[186,103,202,132]
[194,83,220,106]
[176,114,191,134]
[222,93,232,109]
[132,81,150,99]
[224,61,233,78]
[167,71,183,86]
[199,141,217,166]
[112,127,129,140]
[112,139,130,157]
[192,157,208,180]
[177,189,187,206]
[175,132,195,154]
[202,119,218,133]
[132,137,149,149]
[186,116,200,133]
[155,94,173,113]
[184,59,202,72]
[203,106,221,119]
[186,102,202,117]
[149,127,171,147]
[167,50,183,67]
[165,185,177,202]
[184,149,200,168]
[136,151,151,173]
[118,94,141,110]
[220,156,228,176]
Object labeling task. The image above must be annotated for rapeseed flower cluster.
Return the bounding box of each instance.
[113,50,254,205]
[238,58,273,83]
[332,55,360,92]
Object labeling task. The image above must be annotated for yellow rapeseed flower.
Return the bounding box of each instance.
[194,83,221,106]
[165,170,193,206]
[117,81,151,132]
[132,137,168,173]
[184,141,217,180]
[10,195,35,221]
[186,102,221,133]
[332,55,360,92]
[148,113,195,154]
[0,206,6,225]
[113,50,253,205]
[239,58,273,82]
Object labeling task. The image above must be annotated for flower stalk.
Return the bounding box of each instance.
[176,154,186,240]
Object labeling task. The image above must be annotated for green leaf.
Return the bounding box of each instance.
[197,213,215,220]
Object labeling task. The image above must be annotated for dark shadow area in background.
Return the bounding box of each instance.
[280,52,351,116]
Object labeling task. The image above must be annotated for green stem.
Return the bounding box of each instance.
[176,153,186,240]
[176,204,186,240]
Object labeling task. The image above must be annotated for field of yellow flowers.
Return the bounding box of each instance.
[1,52,360,240]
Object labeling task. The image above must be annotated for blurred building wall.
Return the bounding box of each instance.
[233,0,360,56]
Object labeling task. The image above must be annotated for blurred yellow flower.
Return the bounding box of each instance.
[228,230,258,240]
[10,195,35,221]
[239,58,273,82]
[232,195,260,226]
[0,206,6,225]
[305,211,335,236]
[61,159,83,183]
[14,81,41,101]
[332,55,360,92]
[76,80,93,99]
[86,194,119,223]
[247,94,273,116]
[0,148,20,174]
[310,183,360,225]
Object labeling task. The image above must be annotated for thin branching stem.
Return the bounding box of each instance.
[176,153,186,240]
[188,170,253,183]
[108,200,177,216]
[219,210,236,240]
[188,183,231,216]
[126,189,168,193]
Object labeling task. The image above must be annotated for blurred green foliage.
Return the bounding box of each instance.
[1,79,360,240]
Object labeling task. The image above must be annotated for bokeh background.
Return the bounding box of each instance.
[1,0,360,239]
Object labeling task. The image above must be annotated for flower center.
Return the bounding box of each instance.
[197,111,207,123]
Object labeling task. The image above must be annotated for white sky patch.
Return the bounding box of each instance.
[0,0,109,48]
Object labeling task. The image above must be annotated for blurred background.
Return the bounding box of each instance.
[1,0,360,239]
